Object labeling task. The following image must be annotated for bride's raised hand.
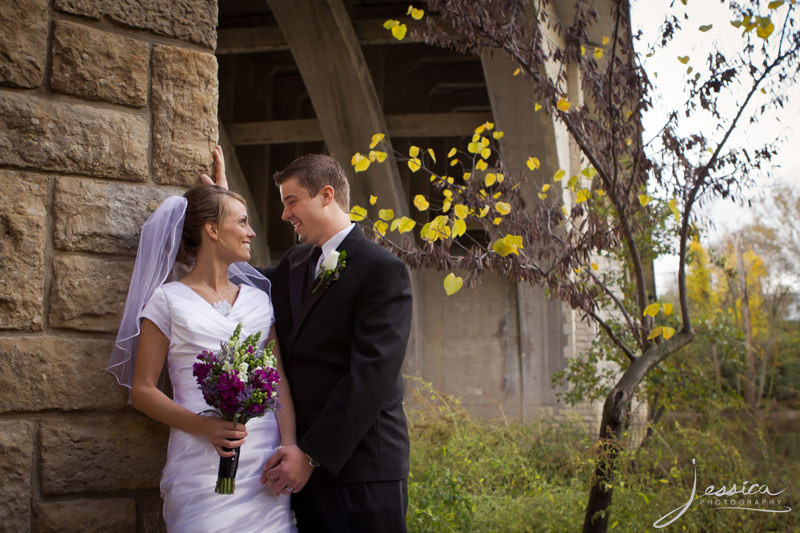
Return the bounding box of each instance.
[199,417,247,457]
[199,145,228,190]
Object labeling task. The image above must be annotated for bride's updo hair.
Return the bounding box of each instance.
[177,184,247,265]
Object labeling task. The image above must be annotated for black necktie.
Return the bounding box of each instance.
[304,247,322,295]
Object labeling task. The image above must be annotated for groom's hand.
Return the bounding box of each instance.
[260,444,313,496]
[199,145,228,190]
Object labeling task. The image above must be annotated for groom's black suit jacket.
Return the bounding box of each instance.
[261,224,412,485]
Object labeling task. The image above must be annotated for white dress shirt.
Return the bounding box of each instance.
[315,223,355,277]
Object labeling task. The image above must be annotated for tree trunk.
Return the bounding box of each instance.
[736,239,756,407]
[582,388,631,532]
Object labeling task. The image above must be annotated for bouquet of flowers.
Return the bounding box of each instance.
[192,323,280,494]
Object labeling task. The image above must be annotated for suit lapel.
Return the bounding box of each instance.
[285,224,366,351]
[288,245,314,329]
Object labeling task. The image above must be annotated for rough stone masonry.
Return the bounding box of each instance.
[0,1,218,530]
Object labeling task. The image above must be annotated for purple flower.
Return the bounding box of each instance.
[217,371,246,416]
[192,361,213,384]
[247,403,265,415]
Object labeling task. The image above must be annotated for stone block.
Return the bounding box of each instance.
[139,491,167,533]
[49,255,134,332]
[51,20,149,108]
[152,45,218,186]
[0,420,35,531]
[37,497,136,533]
[40,413,168,494]
[54,0,217,49]
[53,178,184,255]
[0,0,48,88]
[0,92,148,180]
[0,336,128,412]
[0,171,49,331]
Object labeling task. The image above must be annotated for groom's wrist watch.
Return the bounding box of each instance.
[305,453,320,468]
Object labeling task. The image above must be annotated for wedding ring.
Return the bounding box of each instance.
[286,487,295,492]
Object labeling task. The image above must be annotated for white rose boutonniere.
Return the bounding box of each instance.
[312,250,348,294]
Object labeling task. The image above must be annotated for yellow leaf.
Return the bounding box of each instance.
[409,145,420,158]
[698,24,713,32]
[534,103,542,111]
[496,173,504,183]
[581,166,597,178]
[595,189,605,197]
[442,189,453,199]
[408,158,421,172]
[383,19,399,29]
[576,189,590,203]
[483,121,494,130]
[647,326,663,340]
[492,234,523,256]
[561,205,568,216]
[445,147,456,158]
[557,98,571,112]
[554,169,566,181]
[538,192,547,200]
[669,198,680,222]
[397,216,416,233]
[350,205,367,221]
[768,0,784,8]
[452,218,466,237]
[485,173,497,187]
[602,36,610,45]
[476,159,488,171]
[480,147,491,159]
[410,7,424,20]
[580,44,586,56]
[496,202,511,215]
[369,133,385,149]
[626,138,632,146]
[662,326,675,340]
[477,206,490,218]
[492,191,501,199]
[757,21,774,39]
[442,199,451,213]
[369,150,387,162]
[513,67,521,76]
[462,172,471,181]
[594,47,603,59]
[492,131,504,139]
[492,217,502,225]
[427,148,436,163]
[447,176,454,184]
[467,141,481,154]
[638,194,652,206]
[527,156,541,170]
[454,204,469,219]
[677,56,690,64]
[567,175,579,189]
[373,220,388,236]
[626,110,633,119]
[591,262,599,271]
[379,208,394,221]
[369,195,377,205]
[420,222,434,241]
[390,218,400,232]
[413,194,429,211]
[391,24,407,40]
[352,153,371,173]
[663,303,673,315]
[643,303,661,317]
[449,159,458,167]
[443,273,463,296]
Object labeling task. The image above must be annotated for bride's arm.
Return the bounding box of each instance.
[131,319,248,457]
[269,326,296,447]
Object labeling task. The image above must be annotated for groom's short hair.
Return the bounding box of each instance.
[274,154,350,210]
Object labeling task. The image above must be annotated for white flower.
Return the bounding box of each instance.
[237,362,249,375]
[321,250,340,272]
[222,361,233,372]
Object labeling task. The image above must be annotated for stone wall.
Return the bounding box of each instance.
[0,1,218,530]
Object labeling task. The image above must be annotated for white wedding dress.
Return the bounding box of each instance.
[140,281,296,533]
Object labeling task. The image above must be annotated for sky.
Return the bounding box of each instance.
[629,0,800,294]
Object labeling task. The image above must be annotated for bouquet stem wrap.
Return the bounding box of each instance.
[215,444,241,494]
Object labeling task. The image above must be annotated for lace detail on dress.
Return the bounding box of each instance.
[211,300,232,317]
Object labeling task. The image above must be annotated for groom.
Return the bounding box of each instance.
[215,152,412,532]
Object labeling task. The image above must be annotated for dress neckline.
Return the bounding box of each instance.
[174,281,244,317]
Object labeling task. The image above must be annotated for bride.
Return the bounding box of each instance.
[107,184,299,532]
